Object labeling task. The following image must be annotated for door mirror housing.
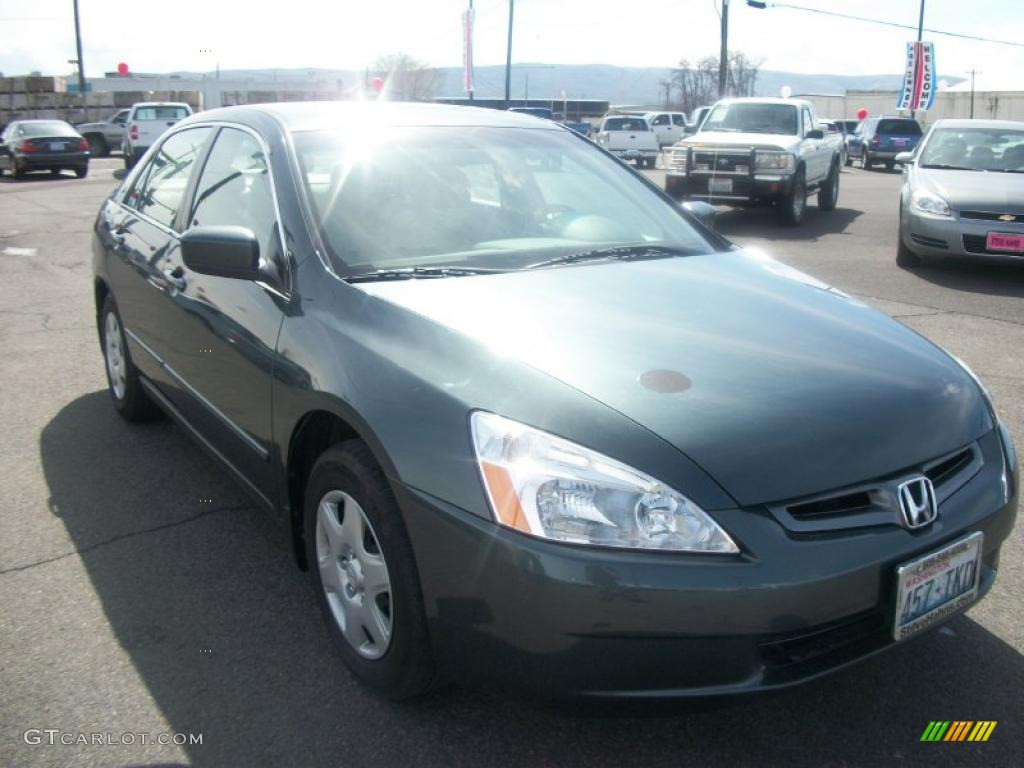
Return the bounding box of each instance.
[895,151,915,164]
[805,129,824,140]
[181,225,261,280]
[682,200,716,229]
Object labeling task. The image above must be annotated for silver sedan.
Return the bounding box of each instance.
[897,118,1024,266]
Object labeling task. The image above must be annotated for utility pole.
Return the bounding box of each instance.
[911,0,925,119]
[505,0,515,108]
[468,0,475,102]
[969,68,979,118]
[72,0,86,94]
[718,0,730,99]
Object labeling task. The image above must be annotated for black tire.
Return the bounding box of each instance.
[50,168,61,177]
[647,157,657,169]
[14,162,27,179]
[861,152,873,170]
[86,134,109,157]
[885,160,895,171]
[75,165,88,179]
[99,295,161,421]
[818,161,840,211]
[0,166,4,177]
[777,167,807,226]
[305,441,436,699]
[665,176,685,199]
[844,155,853,167]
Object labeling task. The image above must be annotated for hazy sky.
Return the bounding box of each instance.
[2,0,1022,83]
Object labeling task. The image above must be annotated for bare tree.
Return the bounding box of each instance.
[666,51,763,114]
[372,54,443,101]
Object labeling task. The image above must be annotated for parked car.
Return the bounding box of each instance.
[690,105,713,133]
[644,111,689,146]
[0,119,89,179]
[819,119,848,168]
[663,97,844,225]
[75,109,130,157]
[897,118,1024,266]
[92,102,1016,700]
[122,101,193,169]
[836,119,860,135]
[848,116,922,170]
[594,114,659,167]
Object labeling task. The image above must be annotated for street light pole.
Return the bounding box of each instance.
[505,0,515,108]
[72,0,86,94]
[718,0,730,99]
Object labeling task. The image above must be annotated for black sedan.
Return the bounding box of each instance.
[91,103,1018,699]
[0,119,90,179]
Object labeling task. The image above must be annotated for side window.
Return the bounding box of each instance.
[802,108,814,135]
[671,114,686,126]
[112,111,127,125]
[189,127,282,267]
[652,114,669,126]
[127,128,211,229]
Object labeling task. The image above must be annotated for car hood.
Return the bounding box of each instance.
[681,131,799,150]
[918,168,1024,213]
[358,251,990,506]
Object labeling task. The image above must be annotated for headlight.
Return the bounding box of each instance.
[666,147,688,173]
[754,151,795,172]
[470,411,739,553]
[910,189,951,216]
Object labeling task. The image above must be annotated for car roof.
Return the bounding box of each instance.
[714,97,807,107]
[7,119,72,125]
[187,101,565,133]
[131,102,191,109]
[930,118,1024,131]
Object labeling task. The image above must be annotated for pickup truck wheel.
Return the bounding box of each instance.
[885,160,895,171]
[844,154,853,167]
[86,134,109,157]
[818,162,840,211]
[664,176,685,199]
[777,168,806,226]
[861,152,873,170]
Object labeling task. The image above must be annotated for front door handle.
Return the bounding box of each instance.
[163,266,187,291]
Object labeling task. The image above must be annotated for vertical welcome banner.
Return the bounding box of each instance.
[462,9,475,94]
[897,41,936,111]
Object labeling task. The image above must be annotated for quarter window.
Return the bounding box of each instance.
[126,127,212,229]
[190,127,282,266]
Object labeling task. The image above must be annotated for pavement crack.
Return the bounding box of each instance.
[0,503,256,575]
[855,292,1024,329]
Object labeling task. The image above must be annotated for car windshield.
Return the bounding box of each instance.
[134,106,190,120]
[919,127,1024,172]
[702,103,799,135]
[876,119,922,135]
[293,125,712,276]
[15,121,78,138]
[603,117,648,131]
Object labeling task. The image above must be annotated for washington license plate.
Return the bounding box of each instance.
[708,178,733,194]
[49,142,64,151]
[987,232,1024,253]
[894,532,982,641]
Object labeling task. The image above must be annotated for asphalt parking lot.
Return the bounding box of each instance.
[1,157,1021,767]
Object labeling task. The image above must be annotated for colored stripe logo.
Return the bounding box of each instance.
[921,721,997,742]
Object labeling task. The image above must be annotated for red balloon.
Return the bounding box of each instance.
[370,76,384,91]
[856,107,868,121]
[117,62,129,76]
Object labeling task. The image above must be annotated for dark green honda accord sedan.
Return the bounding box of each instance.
[91,102,1018,698]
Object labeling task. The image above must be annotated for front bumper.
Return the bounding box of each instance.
[608,148,658,160]
[397,428,1017,698]
[666,171,794,204]
[903,204,1024,260]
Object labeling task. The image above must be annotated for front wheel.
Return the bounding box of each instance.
[100,296,160,421]
[818,162,840,211]
[305,442,436,699]
[885,160,895,171]
[86,134,109,157]
[777,169,807,226]
[861,152,873,170]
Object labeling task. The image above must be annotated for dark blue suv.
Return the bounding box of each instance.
[849,117,923,170]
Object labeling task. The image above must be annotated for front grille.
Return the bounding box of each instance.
[960,210,1024,222]
[759,609,890,680]
[772,443,981,533]
[691,151,751,175]
[911,233,948,249]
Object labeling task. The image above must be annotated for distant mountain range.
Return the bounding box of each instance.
[167,65,963,105]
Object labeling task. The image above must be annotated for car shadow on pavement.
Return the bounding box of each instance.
[901,255,1024,300]
[40,391,1024,767]
[714,205,863,243]
[0,172,80,184]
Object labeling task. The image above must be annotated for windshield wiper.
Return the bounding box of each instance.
[919,163,978,171]
[345,266,505,283]
[523,244,696,271]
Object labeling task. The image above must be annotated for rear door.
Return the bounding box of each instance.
[159,125,288,503]
[649,113,673,146]
[106,126,214,388]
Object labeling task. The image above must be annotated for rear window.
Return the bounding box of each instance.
[603,117,649,132]
[14,121,78,138]
[876,119,922,135]
[133,106,190,121]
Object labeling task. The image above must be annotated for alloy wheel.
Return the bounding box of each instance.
[104,312,127,400]
[315,490,393,660]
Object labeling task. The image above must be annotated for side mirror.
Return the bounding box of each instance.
[805,129,824,140]
[682,200,716,229]
[181,225,261,280]
[895,152,915,164]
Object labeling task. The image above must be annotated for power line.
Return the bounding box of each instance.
[750,2,1024,48]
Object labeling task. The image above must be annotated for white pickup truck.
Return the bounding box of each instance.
[595,115,660,168]
[662,97,843,225]
[122,102,193,169]
[644,111,689,147]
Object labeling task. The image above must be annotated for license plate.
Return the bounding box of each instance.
[894,138,907,147]
[894,532,982,641]
[986,232,1024,253]
[625,149,640,159]
[49,142,64,151]
[708,178,733,194]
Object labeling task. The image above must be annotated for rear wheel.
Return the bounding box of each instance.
[861,152,873,170]
[86,134,109,157]
[50,168,61,177]
[665,176,685,199]
[818,162,840,211]
[75,165,88,179]
[885,159,895,171]
[777,168,807,226]
[100,296,161,421]
[305,442,436,699]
